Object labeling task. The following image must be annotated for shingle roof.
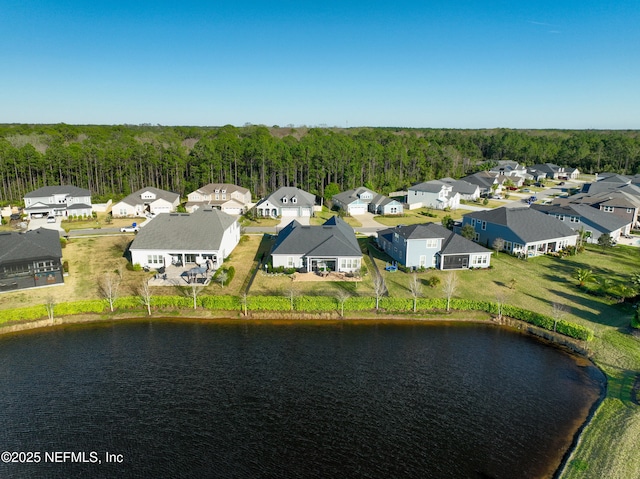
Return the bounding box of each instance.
[465,207,577,242]
[117,187,180,207]
[332,187,376,206]
[272,216,361,257]
[409,180,447,193]
[260,187,316,208]
[129,208,237,251]
[531,203,631,233]
[24,185,91,198]
[0,228,62,264]
[378,223,491,255]
[193,183,250,196]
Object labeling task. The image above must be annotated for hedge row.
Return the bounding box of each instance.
[0,294,594,341]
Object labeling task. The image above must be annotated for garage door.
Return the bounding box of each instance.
[281,208,298,217]
[349,205,367,215]
[300,208,311,216]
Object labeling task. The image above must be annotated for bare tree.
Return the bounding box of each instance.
[408,274,423,313]
[335,289,351,318]
[495,292,506,321]
[551,302,569,332]
[217,270,228,289]
[45,296,55,324]
[99,271,122,312]
[372,274,387,310]
[240,292,249,316]
[138,278,153,316]
[285,286,299,311]
[178,284,204,310]
[492,237,505,256]
[442,272,458,312]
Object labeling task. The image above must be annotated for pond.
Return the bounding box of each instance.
[0,320,604,478]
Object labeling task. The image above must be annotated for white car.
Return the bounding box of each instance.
[120,225,139,233]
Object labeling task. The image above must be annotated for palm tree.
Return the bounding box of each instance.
[573,268,594,287]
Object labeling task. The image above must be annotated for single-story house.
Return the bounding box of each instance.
[0,228,64,292]
[377,223,492,270]
[129,208,240,270]
[185,183,252,215]
[271,216,362,273]
[531,203,631,242]
[332,187,403,215]
[461,207,578,257]
[255,187,317,218]
[407,180,461,210]
[24,185,92,218]
[111,187,180,217]
[528,164,580,180]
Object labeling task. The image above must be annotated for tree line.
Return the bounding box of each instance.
[0,123,638,204]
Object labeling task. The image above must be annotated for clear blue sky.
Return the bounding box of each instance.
[1,1,638,129]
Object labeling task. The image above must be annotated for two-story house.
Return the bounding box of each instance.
[111,187,180,217]
[185,183,252,215]
[377,223,492,270]
[407,181,461,210]
[24,185,92,218]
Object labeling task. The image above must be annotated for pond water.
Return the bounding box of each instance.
[0,320,604,479]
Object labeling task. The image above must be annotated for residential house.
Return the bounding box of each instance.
[489,161,529,180]
[439,178,481,201]
[462,171,512,196]
[255,187,317,218]
[129,208,240,270]
[407,180,461,210]
[24,185,92,218]
[332,187,403,215]
[528,163,580,180]
[185,183,252,215]
[558,190,640,229]
[462,207,578,257]
[271,216,362,273]
[531,203,631,243]
[377,223,492,270]
[0,228,64,292]
[111,187,180,218]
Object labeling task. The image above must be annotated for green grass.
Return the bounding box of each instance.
[373,207,473,226]
[309,206,362,227]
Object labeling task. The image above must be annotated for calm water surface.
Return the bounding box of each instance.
[0,320,603,479]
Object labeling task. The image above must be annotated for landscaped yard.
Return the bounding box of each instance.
[374,207,473,226]
[309,206,362,227]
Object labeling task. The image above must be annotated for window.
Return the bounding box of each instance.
[474,233,480,242]
[627,208,634,214]
[603,206,614,212]
[570,216,580,223]
[282,197,288,204]
[426,239,438,248]
[471,218,476,226]
[215,194,219,200]
[472,255,488,266]
[504,241,512,252]
[481,221,487,230]
[287,257,294,267]
[147,255,162,265]
[292,197,297,204]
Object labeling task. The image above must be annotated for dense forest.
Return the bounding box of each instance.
[0,123,639,204]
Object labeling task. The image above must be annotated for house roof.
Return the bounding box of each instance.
[531,203,631,233]
[24,185,91,198]
[192,183,250,196]
[271,216,361,257]
[439,177,480,195]
[378,223,491,255]
[409,180,448,193]
[260,187,316,208]
[332,187,376,206]
[465,207,578,243]
[129,208,237,251]
[0,228,62,264]
[116,187,180,207]
[462,171,498,189]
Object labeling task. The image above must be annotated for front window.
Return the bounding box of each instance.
[603,206,614,212]
[426,239,438,248]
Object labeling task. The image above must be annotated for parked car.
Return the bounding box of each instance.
[558,181,565,186]
[10,213,21,221]
[521,188,531,193]
[47,216,56,223]
[120,225,139,233]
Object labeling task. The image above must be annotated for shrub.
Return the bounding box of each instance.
[426,276,441,288]
[59,237,67,248]
[62,261,69,273]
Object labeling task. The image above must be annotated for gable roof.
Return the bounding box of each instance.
[465,207,578,242]
[0,228,62,264]
[378,222,491,255]
[117,187,180,207]
[409,180,449,193]
[332,187,377,206]
[261,187,316,208]
[531,203,631,232]
[439,177,480,195]
[24,185,91,198]
[271,216,361,257]
[193,183,250,196]
[129,208,237,251]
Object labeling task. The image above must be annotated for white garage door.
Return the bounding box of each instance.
[300,208,311,216]
[281,208,298,217]
[349,205,367,215]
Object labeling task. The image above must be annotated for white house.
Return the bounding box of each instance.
[185,183,252,215]
[255,186,317,218]
[129,208,240,270]
[23,185,92,218]
[332,187,403,215]
[407,180,460,210]
[111,187,180,218]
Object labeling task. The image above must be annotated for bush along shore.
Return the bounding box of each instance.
[0,295,594,343]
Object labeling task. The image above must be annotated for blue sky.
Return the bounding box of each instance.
[1,1,638,128]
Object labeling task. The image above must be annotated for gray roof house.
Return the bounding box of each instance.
[407,180,461,210]
[461,207,578,257]
[377,223,492,270]
[439,177,481,201]
[332,187,403,215]
[255,187,317,218]
[531,203,631,242]
[528,163,580,180]
[24,185,92,218]
[129,208,240,270]
[112,187,180,217]
[559,189,640,229]
[0,228,64,292]
[271,216,362,273]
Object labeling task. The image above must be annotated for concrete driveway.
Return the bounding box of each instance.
[279,216,310,227]
[27,216,64,233]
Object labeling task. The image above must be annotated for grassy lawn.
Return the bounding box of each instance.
[239,216,280,227]
[309,207,362,227]
[61,212,142,231]
[374,207,473,227]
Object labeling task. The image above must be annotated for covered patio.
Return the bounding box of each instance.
[147,264,213,287]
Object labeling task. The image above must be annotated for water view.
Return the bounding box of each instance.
[0,320,604,479]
